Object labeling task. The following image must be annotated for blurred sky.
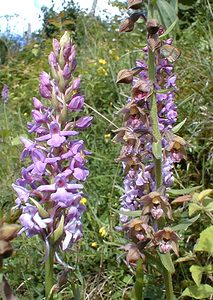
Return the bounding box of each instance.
[0,0,121,36]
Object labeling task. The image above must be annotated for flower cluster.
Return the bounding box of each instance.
[115,3,185,261]
[1,84,9,103]
[12,32,92,251]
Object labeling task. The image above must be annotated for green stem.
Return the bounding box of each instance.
[45,244,54,300]
[163,268,174,300]
[147,2,174,299]
[148,41,162,188]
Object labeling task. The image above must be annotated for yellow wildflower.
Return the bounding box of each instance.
[113,55,120,61]
[99,227,107,237]
[99,58,107,65]
[108,49,119,61]
[80,197,87,205]
[104,133,111,139]
[97,67,108,76]
[91,242,97,248]
[104,133,111,142]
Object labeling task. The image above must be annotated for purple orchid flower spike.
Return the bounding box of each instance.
[12,31,93,281]
[1,84,9,103]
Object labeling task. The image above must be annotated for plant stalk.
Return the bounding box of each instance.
[148,35,162,189]
[163,267,174,300]
[147,2,174,300]
[45,243,54,300]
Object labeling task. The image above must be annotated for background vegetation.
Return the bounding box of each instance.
[0,0,212,299]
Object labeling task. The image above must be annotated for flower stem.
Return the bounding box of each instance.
[45,244,54,300]
[148,2,174,300]
[163,267,174,300]
[148,40,162,188]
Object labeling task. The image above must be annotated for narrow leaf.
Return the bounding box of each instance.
[171,214,200,231]
[171,118,187,133]
[155,0,177,29]
[159,18,178,39]
[29,197,49,218]
[158,252,175,274]
[113,209,142,217]
[167,185,202,196]
[197,189,213,202]
[52,215,65,243]
[134,259,144,300]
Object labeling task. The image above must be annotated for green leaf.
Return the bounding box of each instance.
[156,87,174,94]
[197,189,213,201]
[188,203,202,217]
[190,265,213,286]
[171,214,200,231]
[190,265,204,286]
[51,215,65,243]
[171,118,187,134]
[159,18,178,39]
[152,141,162,160]
[181,284,213,299]
[29,197,49,218]
[123,275,133,284]
[167,185,202,196]
[71,283,81,300]
[175,253,196,263]
[155,0,177,29]
[134,259,144,300]
[170,0,178,13]
[204,201,213,212]
[158,252,175,274]
[113,209,142,217]
[194,226,213,254]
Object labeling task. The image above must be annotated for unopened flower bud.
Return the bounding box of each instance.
[60,31,70,49]
[48,52,57,68]
[116,69,133,84]
[32,97,43,110]
[39,72,52,99]
[75,116,93,129]
[119,17,135,33]
[147,19,159,35]
[63,63,71,80]
[128,0,143,10]
[68,95,85,111]
[52,38,60,57]
[71,77,81,90]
